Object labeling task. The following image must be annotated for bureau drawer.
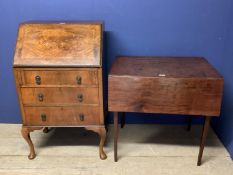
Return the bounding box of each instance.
[22,70,98,86]
[24,106,100,126]
[21,87,99,105]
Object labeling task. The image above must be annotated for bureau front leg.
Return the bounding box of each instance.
[85,127,107,160]
[21,126,43,160]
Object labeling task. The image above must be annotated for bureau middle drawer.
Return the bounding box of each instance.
[22,69,98,86]
[21,87,99,105]
[24,106,100,126]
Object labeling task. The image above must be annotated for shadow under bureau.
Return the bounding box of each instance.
[13,22,107,160]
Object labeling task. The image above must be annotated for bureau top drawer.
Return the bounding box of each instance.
[20,69,98,86]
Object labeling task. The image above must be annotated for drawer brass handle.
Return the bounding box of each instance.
[35,76,41,85]
[76,76,82,85]
[79,113,84,121]
[41,114,47,122]
[38,93,44,102]
[77,94,83,102]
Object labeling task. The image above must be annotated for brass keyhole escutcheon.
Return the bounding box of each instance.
[35,75,41,85]
[79,113,84,121]
[38,93,44,102]
[77,94,83,102]
[76,76,82,85]
[41,114,47,122]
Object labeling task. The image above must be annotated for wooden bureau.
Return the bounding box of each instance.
[108,56,224,165]
[13,22,107,160]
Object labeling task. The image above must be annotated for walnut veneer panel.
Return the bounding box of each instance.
[13,23,102,67]
[21,87,99,105]
[22,69,98,86]
[24,106,100,126]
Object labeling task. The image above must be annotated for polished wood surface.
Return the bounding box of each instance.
[109,57,223,116]
[13,22,106,160]
[109,77,223,116]
[108,56,224,165]
[109,57,222,78]
[15,68,105,126]
[13,23,102,67]
[24,106,100,126]
[22,69,98,86]
[21,87,99,105]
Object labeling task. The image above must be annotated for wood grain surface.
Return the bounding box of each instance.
[109,57,222,78]
[24,106,100,126]
[13,23,102,67]
[108,57,224,116]
[21,87,99,105]
[22,69,98,86]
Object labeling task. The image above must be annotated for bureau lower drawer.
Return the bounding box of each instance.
[22,69,98,86]
[24,106,100,126]
[21,87,99,105]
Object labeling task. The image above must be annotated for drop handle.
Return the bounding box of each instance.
[79,113,84,121]
[35,75,41,85]
[77,94,83,102]
[76,76,82,85]
[41,114,47,122]
[38,93,44,102]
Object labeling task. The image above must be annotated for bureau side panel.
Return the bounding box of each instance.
[108,76,223,116]
[98,68,104,125]
[13,68,26,124]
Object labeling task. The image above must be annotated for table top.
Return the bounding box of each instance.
[109,57,222,79]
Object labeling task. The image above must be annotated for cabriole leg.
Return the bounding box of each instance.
[21,126,42,160]
[85,127,107,160]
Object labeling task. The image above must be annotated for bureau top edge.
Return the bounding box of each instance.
[19,21,104,25]
[13,64,102,68]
